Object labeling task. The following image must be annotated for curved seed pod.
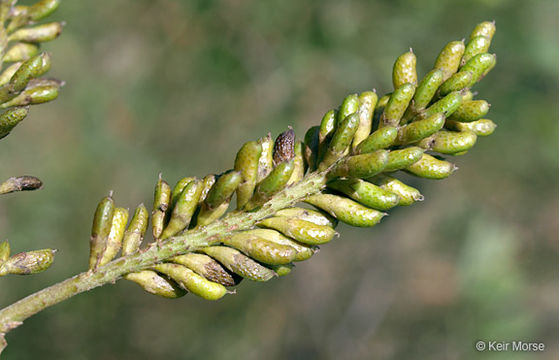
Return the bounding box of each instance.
[153,263,227,301]
[0,249,55,276]
[234,140,262,209]
[0,241,10,264]
[420,91,462,119]
[275,207,337,228]
[237,229,316,262]
[273,128,295,165]
[97,207,129,267]
[8,22,64,43]
[395,113,445,145]
[287,142,305,185]
[170,177,195,208]
[418,130,477,154]
[328,178,400,211]
[196,202,229,227]
[354,126,398,154]
[161,179,203,239]
[245,159,294,210]
[151,175,171,240]
[352,91,377,149]
[448,99,489,122]
[121,204,149,256]
[319,112,360,170]
[269,263,294,276]
[0,62,22,87]
[373,175,424,206]
[256,134,274,182]
[0,106,29,139]
[198,174,216,205]
[3,43,39,63]
[124,270,185,299]
[470,21,496,41]
[0,84,59,108]
[380,83,415,127]
[445,118,496,136]
[89,194,114,270]
[459,53,496,86]
[406,153,457,179]
[384,147,424,172]
[318,109,337,160]
[328,150,388,179]
[204,171,242,210]
[171,253,239,287]
[337,93,359,126]
[434,40,465,80]
[462,36,491,65]
[0,175,42,194]
[305,194,386,227]
[258,217,336,245]
[26,0,61,21]
[202,246,276,282]
[222,233,297,265]
[304,125,320,170]
[439,71,473,96]
[412,69,444,111]
[392,49,417,88]
[0,53,50,103]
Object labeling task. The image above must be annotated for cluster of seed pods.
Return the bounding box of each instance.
[87,21,498,301]
[0,0,63,140]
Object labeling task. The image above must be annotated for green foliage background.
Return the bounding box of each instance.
[1,0,558,359]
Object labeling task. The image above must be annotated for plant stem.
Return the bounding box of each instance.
[0,172,326,336]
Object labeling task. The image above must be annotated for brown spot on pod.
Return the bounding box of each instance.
[273,127,295,165]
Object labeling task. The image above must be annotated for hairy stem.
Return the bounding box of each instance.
[0,172,326,335]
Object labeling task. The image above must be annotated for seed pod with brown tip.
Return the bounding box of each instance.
[445,118,496,136]
[380,83,415,127]
[171,253,240,286]
[354,126,398,154]
[328,178,400,211]
[405,154,457,179]
[241,229,316,262]
[319,112,360,170]
[393,49,417,88]
[161,179,203,239]
[235,140,262,209]
[89,194,114,270]
[0,241,10,264]
[352,91,378,149]
[8,22,64,43]
[124,270,186,299]
[328,150,388,179]
[152,175,171,240]
[273,128,295,165]
[434,40,465,80]
[287,142,305,185]
[418,130,477,154]
[222,233,297,265]
[0,175,42,194]
[97,207,129,267]
[257,217,336,245]
[244,159,294,210]
[305,194,386,227]
[257,134,274,182]
[275,207,337,228]
[384,147,424,172]
[372,175,424,206]
[202,246,276,282]
[153,263,228,301]
[121,204,149,256]
[0,249,55,276]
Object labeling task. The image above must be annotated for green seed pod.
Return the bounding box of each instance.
[418,130,477,154]
[196,202,230,227]
[462,36,491,65]
[318,109,336,151]
[3,43,39,63]
[234,140,262,209]
[470,21,496,41]
[448,99,490,122]
[412,69,445,111]
[380,83,415,127]
[373,93,390,126]
[305,194,386,227]
[0,106,29,139]
[268,263,294,276]
[420,91,462,119]
[318,112,360,170]
[459,53,496,86]
[373,175,424,206]
[352,91,378,149]
[461,89,474,101]
[161,179,203,239]
[328,150,389,179]
[287,142,305,185]
[434,40,465,80]
[275,207,337,228]
[405,153,457,179]
[152,175,171,240]
[222,233,297,265]
[0,62,22,87]
[337,93,359,126]
[27,0,61,21]
[170,177,195,210]
[384,147,424,172]
[395,113,445,145]
[153,263,228,301]
[328,178,400,211]
[202,246,276,282]
[198,174,216,205]
[0,249,55,276]
[273,128,295,165]
[121,204,149,256]
[245,159,294,210]
[89,194,114,270]
[304,126,320,171]
[0,175,42,194]
[1,53,51,101]
[236,229,316,262]
[0,84,59,108]
[0,241,10,264]
[393,49,417,88]
[8,22,64,43]
[97,207,129,267]
[171,253,239,287]
[256,134,274,182]
[445,118,496,136]
[124,270,186,299]
[257,216,336,245]
[354,126,398,154]
[204,171,242,210]
[439,71,473,96]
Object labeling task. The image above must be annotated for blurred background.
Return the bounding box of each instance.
[1,0,558,359]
